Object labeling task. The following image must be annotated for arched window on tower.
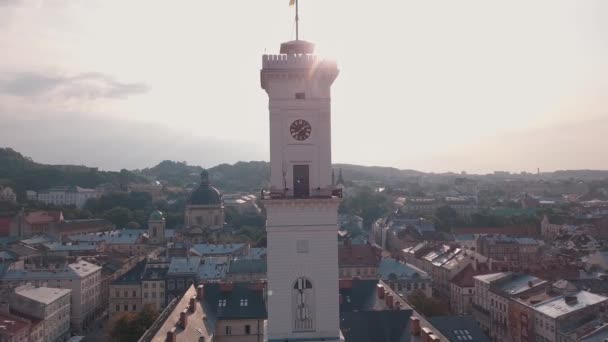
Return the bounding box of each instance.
[152,227,157,237]
[292,277,314,332]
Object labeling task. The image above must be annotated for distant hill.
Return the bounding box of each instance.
[333,163,426,183]
[547,170,608,180]
[138,160,270,192]
[139,160,426,192]
[4,147,608,197]
[0,148,145,199]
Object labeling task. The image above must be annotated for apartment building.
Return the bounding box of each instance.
[27,187,102,209]
[377,258,432,297]
[9,284,72,342]
[1,259,102,332]
[472,272,549,342]
[476,235,540,268]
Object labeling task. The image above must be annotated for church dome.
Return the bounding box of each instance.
[188,170,222,206]
[149,210,164,221]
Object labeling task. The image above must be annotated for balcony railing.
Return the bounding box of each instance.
[261,187,343,200]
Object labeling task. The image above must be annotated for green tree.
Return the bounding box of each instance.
[406,290,449,317]
[103,207,134,228]
[109,305,159,342]
[339,187,390,228]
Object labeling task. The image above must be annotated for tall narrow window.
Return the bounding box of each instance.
[293,277,314,332]
[295,92,305,100]
[245,325,251,335]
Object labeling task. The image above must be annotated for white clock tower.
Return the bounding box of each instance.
[260,9,342,342]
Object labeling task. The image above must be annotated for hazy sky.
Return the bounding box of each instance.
[1,0,607,173]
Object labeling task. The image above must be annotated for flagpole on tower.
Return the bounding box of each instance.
[295,0,299,40]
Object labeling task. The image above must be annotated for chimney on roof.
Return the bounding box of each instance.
[395,301,401,310]
[410,317,421,336]
[220,282,234,292]
[339,279,353,290]
[197,285,205,299]
[189,296,196,313]
[249,282,265,292]
[385,293,394,309]
[180,309,188,328]
[528,281,533,288]
[421,327,433,341]
[166,327,176,342]
[565,295,578,305]
[377,284,385,299]
[429,334,440,342]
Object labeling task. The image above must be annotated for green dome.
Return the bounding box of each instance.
[188,170,222,206]
[149,210,164,221]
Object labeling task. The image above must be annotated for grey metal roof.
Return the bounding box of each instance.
[68,229,145,245]
[2,260,101,280]
[168,257,201,275]
[197,257,228,281]
[428,316,489,342]
[377,258,429,280]
[533,291,608,318]
[189,243,245,256]
[15,286,71,305]
[228,259,266,275]
[203,282,267,320]
[43,242,99,251]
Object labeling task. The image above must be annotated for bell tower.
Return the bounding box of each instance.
[260,4,342,341]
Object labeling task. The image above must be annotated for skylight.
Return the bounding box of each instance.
[453,330,473,341]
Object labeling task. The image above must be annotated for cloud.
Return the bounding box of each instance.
[0,116,267,171]
[0,71,149,100]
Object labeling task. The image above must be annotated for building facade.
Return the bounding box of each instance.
[27,186,102,209]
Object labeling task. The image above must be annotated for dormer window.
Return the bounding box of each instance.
[240,299,248,307]
[295,92,305,100]
[218,299,227,307]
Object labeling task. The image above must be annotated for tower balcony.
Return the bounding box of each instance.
[262,53,337,70]
[261,187,342,200]
[261,54,339,90]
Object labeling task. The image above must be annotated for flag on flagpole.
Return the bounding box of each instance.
[290,0,295,6]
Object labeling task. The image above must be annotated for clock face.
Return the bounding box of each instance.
[290,119,312,141]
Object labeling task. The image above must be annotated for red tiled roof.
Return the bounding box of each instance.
[24,211,62,225]
[339,244,379,267]
[0,312,30,334]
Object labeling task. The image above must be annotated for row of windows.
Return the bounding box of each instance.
[143,282,164,289]
[167,279,194,290]
[143,291,164,299]
[115,290,138,298]
[396,282,427,291]
[224,325,252,335]
[115,304,137,312]
[339,267,376,276]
